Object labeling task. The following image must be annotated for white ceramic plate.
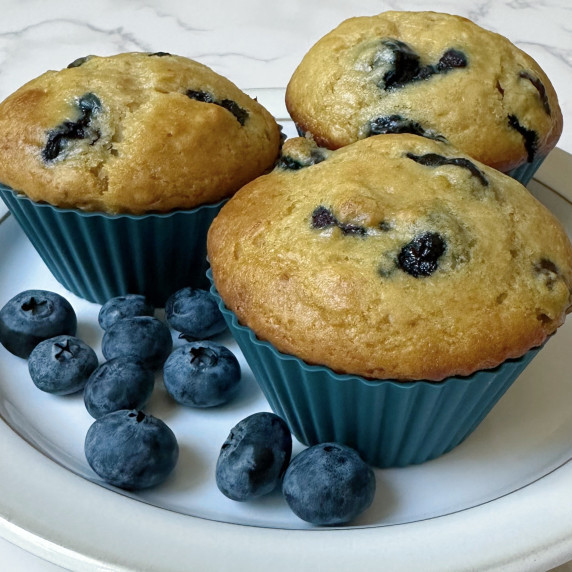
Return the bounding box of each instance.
[1,89,572,571]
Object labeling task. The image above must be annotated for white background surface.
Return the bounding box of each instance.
[0,1,571,570]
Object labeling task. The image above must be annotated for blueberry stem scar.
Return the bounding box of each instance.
[189,345,218,367]
[54,339,74,360]
[21,297,47,314]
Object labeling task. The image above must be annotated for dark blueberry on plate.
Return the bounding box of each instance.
[0,290,77,358]
[216,412,292,501]
[163,341,241,407]
[28,335,98,395]
[282,442,376,526]
[84,356,155,419]
[102,316,172,370]
[84,409,179,490]
[98,294,154,330]
[165,287,226,340]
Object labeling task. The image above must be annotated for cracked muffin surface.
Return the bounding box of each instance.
[0,52,281,214]
[207,134,572,381]
[285,11,563,174]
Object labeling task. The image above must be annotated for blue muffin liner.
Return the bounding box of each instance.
[0,183,225,306]
[504,155,547,186]
[208,270,541,468]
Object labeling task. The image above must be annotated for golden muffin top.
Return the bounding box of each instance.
[0,52,281,214]
[286,11,562,172]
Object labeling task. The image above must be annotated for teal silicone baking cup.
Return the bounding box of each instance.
[208,270,541,468]
[504,155,547,186]
[0,183,225,307]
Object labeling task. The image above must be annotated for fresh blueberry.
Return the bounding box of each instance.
[163,341,241,407]
[98,294,154,330]
[216,412,292,501]
[0,290,77,358]
[282,443,376,526]
[397,232,447,277]
[84,357,155,419]
[165,287,226,340]
[28,335,98,395]
[102,316,172,370]
[84,410,179,490]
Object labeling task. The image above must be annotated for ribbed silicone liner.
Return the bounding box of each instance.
[504,155,547,186]
[208,270,541,468]
[0,183,225,307]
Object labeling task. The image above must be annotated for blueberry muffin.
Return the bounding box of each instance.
[0,52,281,214]
[286,11,563,184]
[209,134,572,380]
[207,134,572,465]
[0,52,281,304]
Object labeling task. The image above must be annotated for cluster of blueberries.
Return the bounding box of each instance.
[0,288,375,525]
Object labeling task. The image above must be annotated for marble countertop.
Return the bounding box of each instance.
[0,1,571,570]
